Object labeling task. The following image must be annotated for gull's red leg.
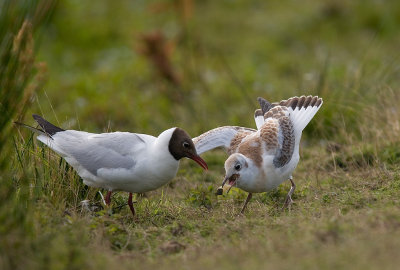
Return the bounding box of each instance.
[128,192,135,217]
[105,191,112,206]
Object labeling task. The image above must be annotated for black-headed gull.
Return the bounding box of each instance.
[16,115,208,216]
[194,95,323,213]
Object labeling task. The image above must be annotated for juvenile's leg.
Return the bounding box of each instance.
[240,193,253,214]
[283,177,296,209]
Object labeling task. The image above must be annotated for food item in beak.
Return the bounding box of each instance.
[216,186,223,195]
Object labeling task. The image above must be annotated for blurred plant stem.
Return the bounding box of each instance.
[0,0,57,166]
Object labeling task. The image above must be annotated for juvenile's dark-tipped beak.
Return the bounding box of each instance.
[221,174,238,194]
[221,174,238,187]
[189,154,208,170]
[221,175,229,188]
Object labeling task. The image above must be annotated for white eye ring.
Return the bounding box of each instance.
[234,164,241,171]
[183,142,190,148]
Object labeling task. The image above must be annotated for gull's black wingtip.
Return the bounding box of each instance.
[32,114,64,136]
[32,114,45,123]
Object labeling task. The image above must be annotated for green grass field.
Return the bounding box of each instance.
[2,1,400,269]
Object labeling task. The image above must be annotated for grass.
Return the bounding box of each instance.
[8,143,400,270]
[2,0,400,269]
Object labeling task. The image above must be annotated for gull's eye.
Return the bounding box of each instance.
[234,164,242,171]
[183,142,190,148]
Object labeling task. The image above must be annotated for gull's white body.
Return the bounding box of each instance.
[37,128,179,193]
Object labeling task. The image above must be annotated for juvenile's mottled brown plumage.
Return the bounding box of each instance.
[260,119,279,151]
[264,106,287,120]
[229,131,253,155]
[275,116,295,168]
[194,95,323,214]
[238,136,263,167]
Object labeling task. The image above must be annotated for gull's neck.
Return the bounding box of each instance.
[154,128,175,150]
[151,127,179,164]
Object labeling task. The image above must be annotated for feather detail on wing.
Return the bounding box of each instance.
[257,97,273,114]
[57,132,146,175]
[254,109,264,130]
[256,95,323,137]
[254,97,273,129]
[260,106,295,167]
[14,114,65,139]
[193,126,256,155]
[37,131,147,176]
[257,95,322,167]
[273,95,323,137]
[32,114,65,136]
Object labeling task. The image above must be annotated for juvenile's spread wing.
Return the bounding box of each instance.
[257,95,323,167]
[254,109,264,130]
[271,95,323,137]
[193,126,256,155]
[254,97,273,130]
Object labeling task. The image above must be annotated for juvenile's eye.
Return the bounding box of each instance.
[183,142,190,148]
[234,164,242,171]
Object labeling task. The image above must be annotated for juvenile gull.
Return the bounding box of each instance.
[16,115,208,217]
[194,95,323,213]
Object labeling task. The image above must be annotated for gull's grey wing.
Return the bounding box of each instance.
[52,131,148,175]
[193,126,256,155]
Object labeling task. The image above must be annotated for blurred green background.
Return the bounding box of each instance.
[2,0,400,269]
[31,0,400,136]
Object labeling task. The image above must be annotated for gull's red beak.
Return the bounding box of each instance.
[189,154,208,170]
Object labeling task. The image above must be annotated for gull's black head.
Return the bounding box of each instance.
[168,128,208,170]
